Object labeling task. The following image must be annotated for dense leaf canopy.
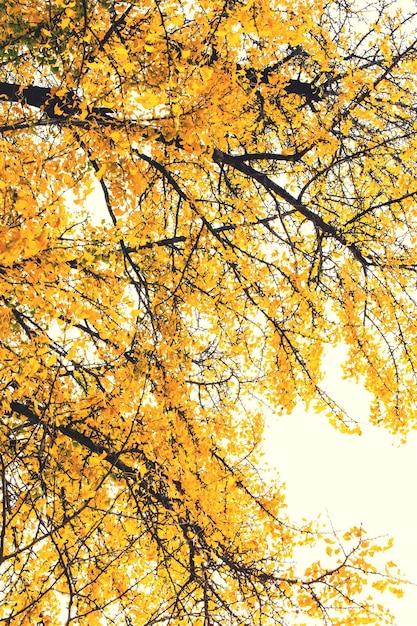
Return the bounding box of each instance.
[0,0,416,623]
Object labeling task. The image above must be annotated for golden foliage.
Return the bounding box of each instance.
[0,0,414,622]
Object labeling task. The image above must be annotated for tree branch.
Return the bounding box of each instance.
[212,148,370,267]
[10,401,134,475]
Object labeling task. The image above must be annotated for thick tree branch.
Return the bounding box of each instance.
[10,401,134,475]
[0,81,113,119]
[212,148,370,267]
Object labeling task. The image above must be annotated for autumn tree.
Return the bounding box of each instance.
[0,0,416,623]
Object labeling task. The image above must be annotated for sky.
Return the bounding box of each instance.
[263,347,417,626]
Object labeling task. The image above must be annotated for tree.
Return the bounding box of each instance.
[0,0,415,623]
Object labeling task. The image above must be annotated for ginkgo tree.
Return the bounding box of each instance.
[0,0,416,623]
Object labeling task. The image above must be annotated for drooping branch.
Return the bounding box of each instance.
[10,401,134,475]
[9,400,186,515]
[212,148,371,268]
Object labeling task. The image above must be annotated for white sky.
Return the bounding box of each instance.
[263,347,417,626]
